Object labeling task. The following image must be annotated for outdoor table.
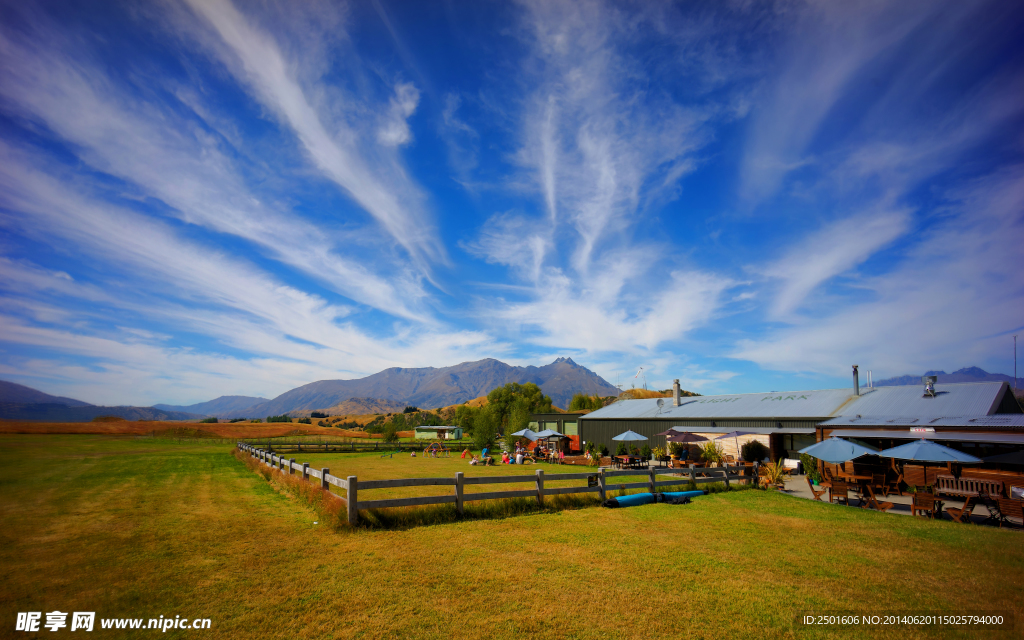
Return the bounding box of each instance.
[839,473,873,507]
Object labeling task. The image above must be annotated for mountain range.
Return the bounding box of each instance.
[874,366,1023,388]
[0,357,620,421]
[0,380,202,421]
[217,357,619,418]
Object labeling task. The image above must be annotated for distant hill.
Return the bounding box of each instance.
[874,367,1023,388]
[229,357,619,418]
[153,395,269,417]
[292,397,406,417]
[0,403,203,422]
[0,380,92,407]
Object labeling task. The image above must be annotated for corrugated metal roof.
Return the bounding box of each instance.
[668,426,816,435]
[836,382,1009,417]
[581,388,855,420]
[827,429,1024,445]
[581,381,1009,421]
[820,414,1024,429]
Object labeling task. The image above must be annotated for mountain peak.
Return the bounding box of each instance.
[552,357,577,365]
[952,366,988,377]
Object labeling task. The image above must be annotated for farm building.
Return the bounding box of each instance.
[528,412,586,451]
[413,426,463,440]
[576,374,1021,461]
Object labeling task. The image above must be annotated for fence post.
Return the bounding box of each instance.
[598,468,606,502]
[536,469,545,506]
[689,464,696,485]
[279,456,286,472]
[302,463,309,481]
[321,468,329,491]
[288,458,295,475]
[347,476,358,525]
[649,466,656,493]
[455,472,464,515]
[722,466,730,489]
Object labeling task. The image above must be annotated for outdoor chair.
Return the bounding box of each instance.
[996,498,1023,528]
[863,485,894,513]
[871,473,890,497]
[806,476,827,502]
[830,480,851,506]
[945,497,975,524]
[912,492,938,518]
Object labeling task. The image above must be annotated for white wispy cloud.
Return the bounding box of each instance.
[761,204,911,319]
[734,164,1024,378]
[0,13,428,319]
[180,0,444,268]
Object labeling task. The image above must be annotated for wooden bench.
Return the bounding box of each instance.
[935,475,1003,499]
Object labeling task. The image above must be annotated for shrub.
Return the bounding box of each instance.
[229,418,246,423]
[200,417,218,423]
[699,440,725,464]
[669,442,686,458]
[599,444,609,457]
[800,453,821,482]
[310,411,328,419]
[297,417,312,424]
[615,442,628,456]
[652,446,665,460]
[266,415,291,423]
[382,422,399,443]
[403,406,419,414]
[641,444,652,459]
[741,440,769,462]
[249,418,262,423]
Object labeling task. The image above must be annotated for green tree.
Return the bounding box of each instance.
[472,405,498,450]
[382,421,399,443]
[453,404,478,435]
[486,382,552,431]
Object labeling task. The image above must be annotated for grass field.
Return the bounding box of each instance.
[1,434,1022,639]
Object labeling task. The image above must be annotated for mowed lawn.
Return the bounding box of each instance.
[1,435,1022,640]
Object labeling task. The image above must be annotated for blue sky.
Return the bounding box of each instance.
[1,0,1022,406]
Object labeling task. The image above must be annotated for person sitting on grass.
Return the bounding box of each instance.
[469,455,479,466]
[502,451,510,464]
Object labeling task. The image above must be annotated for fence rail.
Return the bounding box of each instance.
[239,440,468,453]
[237,442,750,525]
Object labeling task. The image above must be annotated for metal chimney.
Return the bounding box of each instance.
[852,365,860,396]
[672,379,681,407]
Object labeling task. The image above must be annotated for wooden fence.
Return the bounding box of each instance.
[237,442,750,525]
[240,440,464,453]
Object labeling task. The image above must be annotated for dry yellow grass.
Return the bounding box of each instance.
[3,435,1022,640]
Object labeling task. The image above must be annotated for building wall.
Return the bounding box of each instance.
[578,418,822,459]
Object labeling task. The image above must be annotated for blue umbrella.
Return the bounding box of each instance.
[534,429,567,439]
[511,428,538,442]
[876,439,981,463]
[612,430,648,442]
[798,437,879,464]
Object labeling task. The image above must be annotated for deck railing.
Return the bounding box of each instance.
[237,442,749,525]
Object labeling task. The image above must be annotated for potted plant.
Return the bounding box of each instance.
[652,445,665,462]
[699,440,725,466]
[669,442,685,461]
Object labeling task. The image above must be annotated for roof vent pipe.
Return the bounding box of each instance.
[672,379,681,407]
[852,365,860,396]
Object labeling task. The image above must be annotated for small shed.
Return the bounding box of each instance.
[414,426,463,440]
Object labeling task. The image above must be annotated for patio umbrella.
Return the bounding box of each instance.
[715,431,757,460]
[510,428,538,442]
[664,432,708,443]
[984,450,1024,465]
[798,437,879,464]
[612,430,648,454]
[534,429,567,439]
[876,439,981,464]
